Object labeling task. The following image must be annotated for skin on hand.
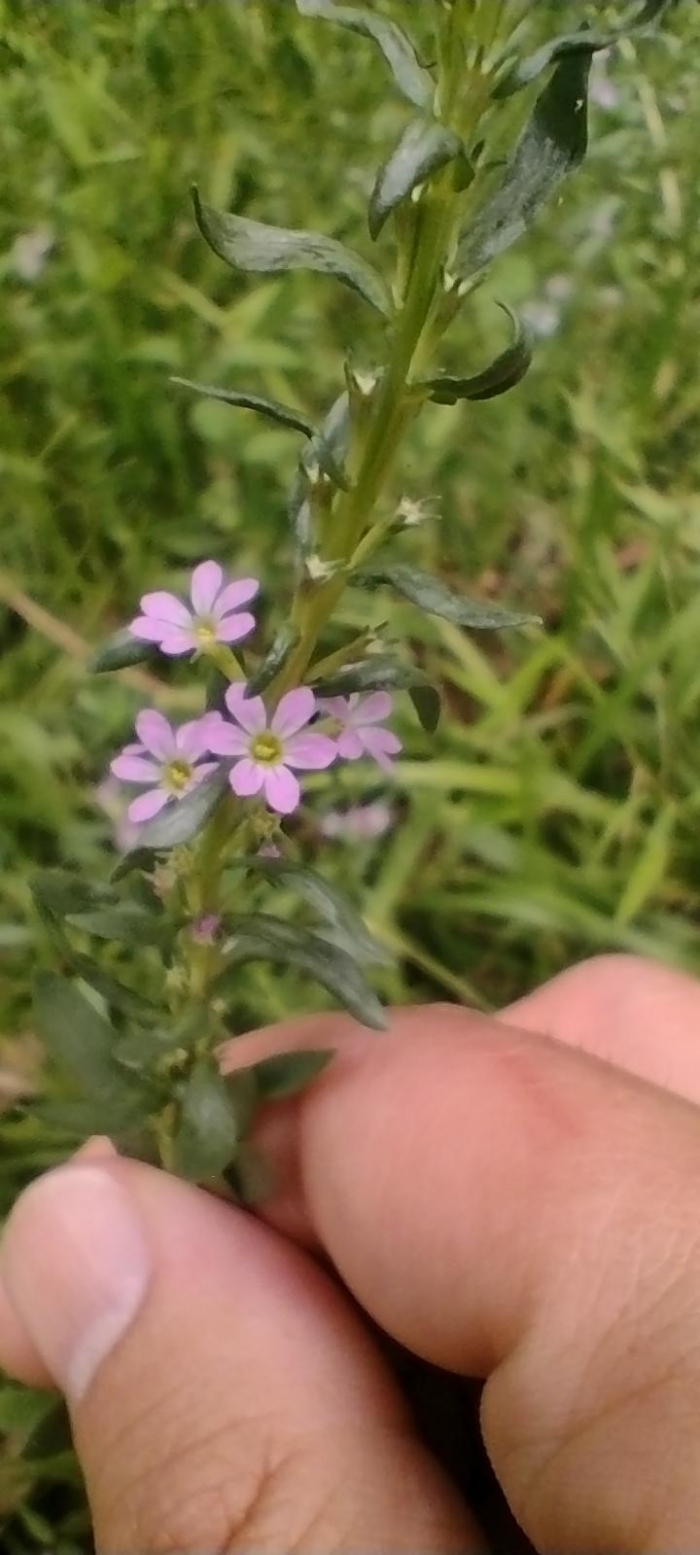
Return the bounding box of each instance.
[2,953,700,1553]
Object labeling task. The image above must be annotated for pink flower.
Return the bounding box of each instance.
[207,684,336,815]
[191,914,221,944]
[129,559,259,657]
[94,777,141,854]
[110,710,219,824]
[318,692,401,770]
[320,800,393,841]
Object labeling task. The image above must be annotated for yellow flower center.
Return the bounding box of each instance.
[195,619,216,646]
[250,732,283,766]
[165,759,193,793]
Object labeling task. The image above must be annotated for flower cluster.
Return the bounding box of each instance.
[109,562,402,822]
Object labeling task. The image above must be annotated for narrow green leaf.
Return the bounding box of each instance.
[65,907,165,948]
[113,1026,178,1073]
[249,1049,335,1101]
[173,1060,241,1181]
[33,889,157,1018]
[458,54,592,275]
[425,304,533,404]
[89,628,157,674]
[496,1,676,98]
[301,392,351,490]
[135,767,229,851]
[313,652,434,700]
[494,31,614,98]
[32,871,113,918]
[33,974,141,1123]
[634,0,676,20]
[408,683,442,734]
[228,856,391,965]
[247,625,302,696]
[295,0,433,110]
[194,188,392,317]
[369,119,462,240]
[365,564,541,629]
[219,916,387,1031]
[70,957,158,1020]
[171,376,315,438]
[112,847,156,883]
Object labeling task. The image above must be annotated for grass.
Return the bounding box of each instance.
[1,0,700,1544]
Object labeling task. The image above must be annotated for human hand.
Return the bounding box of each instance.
[2,953,700,1553]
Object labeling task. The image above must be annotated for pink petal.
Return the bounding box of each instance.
[361,726,402,770]
[215,611,256,644]
[190,560,223,616]
[207,721,248,757]
[139,591,191,627]
[230,758,265,798]
[213,578,260,617]
[122,743,146,757]
[317,697,349,719]
[284,732,337,771]
[223,682,249,714]
[228,693,267,736]
[128,787,170,823]
[159,629,198,657]
[356,691,394,725]
[135,709,176,760]
[129,617,168,643]
[176,718,216,760]
[336,728,365,761]
[263,764,300,815]
[110,754,161,783]
[188,761,221,787]
[271,687,315,738]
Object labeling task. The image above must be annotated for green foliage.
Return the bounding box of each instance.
[193,188,393,316]
[369,119,463,240]
[425,304,533,404]
[363,565,541,629]
[458,54,593,275]
[2,0,700,1536]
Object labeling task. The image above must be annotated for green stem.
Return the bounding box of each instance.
[180,0,495,1009]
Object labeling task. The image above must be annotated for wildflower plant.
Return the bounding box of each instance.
[31,0,677,1187]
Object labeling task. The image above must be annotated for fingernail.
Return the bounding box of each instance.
[1,1165,150,1403]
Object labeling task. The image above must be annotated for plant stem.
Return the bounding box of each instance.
[184,0,495,1003]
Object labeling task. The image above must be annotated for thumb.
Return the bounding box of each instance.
[0,1145,472,1554]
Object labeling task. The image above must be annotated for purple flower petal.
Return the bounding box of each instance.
[128,787,170,823]
[213,578,260,617]
[121,743,146,758]
[362,726,402,770]
[271,687,315,738]
[176,718,217,760]
[207,721,248,757]
[356,691,394,725]
[230,757,265,797]
[188,761,221,788]
[190,560,223,616]
[336,728,365,761]
[263,764,300,815]
[139,591,191,627]
[129,617,169,643]
[284,732,337,771]
[228,693,267,736]
[223,682,249,714]
[317,696,349,719]
[135,709,176,760]
[215,611,256,644]
[159,629,198,657]
[110,754,161,783]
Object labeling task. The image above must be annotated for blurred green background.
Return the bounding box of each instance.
[1,0,699,1544]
